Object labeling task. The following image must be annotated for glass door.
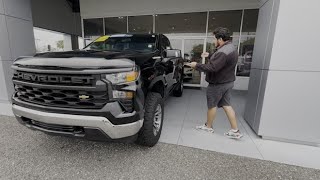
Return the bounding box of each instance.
[183,38,205,86]
[167,36,206,87]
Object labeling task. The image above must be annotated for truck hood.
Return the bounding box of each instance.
[13,50,157,69]
[13,57,136,69]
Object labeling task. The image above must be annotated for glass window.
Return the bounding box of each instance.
[242,9,259,35]
[85,34,157,53]
[237,36,255,77]
[155,12,207,35]
[208,10,242,36]
[128,15,153,33]
[83,18,104,38]
[33,27,72,53]
[104,17,127,34]
[205,38,216,55]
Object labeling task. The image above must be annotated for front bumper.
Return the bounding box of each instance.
[12,104,143,140]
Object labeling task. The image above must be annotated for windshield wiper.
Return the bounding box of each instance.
[122,49,143,53]
[83,49,103,52]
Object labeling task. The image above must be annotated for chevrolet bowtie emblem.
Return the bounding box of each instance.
[79,95,90,100]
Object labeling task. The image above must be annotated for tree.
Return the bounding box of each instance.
[56,40,64,51]
[190,42,215,63]
[241,38,255,46]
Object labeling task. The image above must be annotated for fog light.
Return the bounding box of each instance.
[112,90,134,99]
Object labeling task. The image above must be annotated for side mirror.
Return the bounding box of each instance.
[165,49,181,58]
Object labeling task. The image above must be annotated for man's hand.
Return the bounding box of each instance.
[201,52,209,58]
[186,62,197,68]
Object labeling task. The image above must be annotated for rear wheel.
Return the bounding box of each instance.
[136,92,164,147]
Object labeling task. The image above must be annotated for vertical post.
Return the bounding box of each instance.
[238,9,245,54]
[103,18,106,35]
[200,11,210,87]
[153,15,156,33]
[127,16,129,33]
[203,11,209,59]
[235,9,245,76]
[81,17,86,46]
[71,35,79,50]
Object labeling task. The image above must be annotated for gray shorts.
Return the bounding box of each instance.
[206,82,234,109]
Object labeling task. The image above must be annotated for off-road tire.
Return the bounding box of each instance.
[136,92,164,147]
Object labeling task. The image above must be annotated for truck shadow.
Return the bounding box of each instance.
[36,133,159,161]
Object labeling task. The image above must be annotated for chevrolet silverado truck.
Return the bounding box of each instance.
[11,34,184,147]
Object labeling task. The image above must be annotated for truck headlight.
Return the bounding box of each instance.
[103,70,139,84]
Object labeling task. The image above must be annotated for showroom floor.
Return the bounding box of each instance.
[160,89,320,170]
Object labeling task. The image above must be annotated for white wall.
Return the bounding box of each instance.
[257,0,268,6]
[268,0,320,72]
[80,0,259,18]
[31,0,81,36]
[259,0,320,145]
[245,0,320,145]
[0,0,35,115]
[63,34,72,51]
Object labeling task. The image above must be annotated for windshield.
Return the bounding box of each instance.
[85,35,157,53]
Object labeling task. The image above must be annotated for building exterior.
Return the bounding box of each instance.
[0,0,319,146]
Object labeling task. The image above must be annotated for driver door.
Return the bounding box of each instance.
[160,35,177,95]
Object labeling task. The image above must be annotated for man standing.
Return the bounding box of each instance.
[187,27,243,139]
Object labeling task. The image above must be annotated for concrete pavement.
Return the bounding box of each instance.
[0,115,319,180]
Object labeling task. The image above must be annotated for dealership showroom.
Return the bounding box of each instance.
[0,0,320,179]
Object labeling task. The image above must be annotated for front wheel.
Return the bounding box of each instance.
[173,69,184,97]
[136,92,164,147]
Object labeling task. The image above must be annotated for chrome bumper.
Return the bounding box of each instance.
[12,104,143,139]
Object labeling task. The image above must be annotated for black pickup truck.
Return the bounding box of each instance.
[11,34,184,147]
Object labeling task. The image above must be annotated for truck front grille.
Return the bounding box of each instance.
[15,84,108,109]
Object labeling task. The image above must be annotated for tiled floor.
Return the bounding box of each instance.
[160,88,320,170]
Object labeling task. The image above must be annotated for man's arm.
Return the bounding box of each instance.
[195,52,227,73]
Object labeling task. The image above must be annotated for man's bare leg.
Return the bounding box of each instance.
[222,106,238,130]
[206,107,217,128]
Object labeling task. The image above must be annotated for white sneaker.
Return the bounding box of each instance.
[196,124,214,133]
[224,129,243,139]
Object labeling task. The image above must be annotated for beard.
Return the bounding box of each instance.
[215,41,220,48]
